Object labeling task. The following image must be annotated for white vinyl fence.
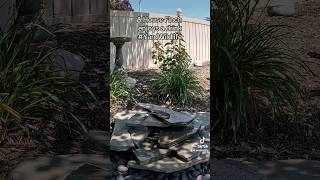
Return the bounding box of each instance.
[110,10,210,70]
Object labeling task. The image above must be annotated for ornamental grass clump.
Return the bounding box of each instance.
[0,18,96,139]
[152,36,204,105]
[212,0,309,142]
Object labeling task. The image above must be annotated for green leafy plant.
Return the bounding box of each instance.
[153,65,204,105]
[0,17,96,137]
[110,68,133,103]
[152,36,191,72]
[212,0,309,141]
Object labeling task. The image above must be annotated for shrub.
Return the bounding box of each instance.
[153,65,204,105]
[152,36,191,72]
[212,0,309,141]
[0,18,96,138]
[110,68,133,103]
[110,0,133,11]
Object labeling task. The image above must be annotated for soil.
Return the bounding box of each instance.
[213,0,320,161]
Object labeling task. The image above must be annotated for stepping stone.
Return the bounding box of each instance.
[128,149,209,173]
[133,148,170,165]
[159,119,202,148]
[110,120,135,151]
[170,134,203,162]
[137,103,195,126]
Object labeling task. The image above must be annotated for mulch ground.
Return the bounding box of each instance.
[110,65,210,119]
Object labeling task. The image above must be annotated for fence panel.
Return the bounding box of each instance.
[110,10,210,70]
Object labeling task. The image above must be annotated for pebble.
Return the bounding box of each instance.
[204,174,210,180]
[117,165,129,173]
[196,175,203,180]
[116,175,124,180]
[117,159,127,165]
[124,175,134,180]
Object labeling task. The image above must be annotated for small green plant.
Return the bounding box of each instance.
[110,69,133,103]
[153,65,204,105]
[152,35,191,72]
[212,0,309,142]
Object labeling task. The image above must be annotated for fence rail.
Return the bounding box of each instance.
[43,0,107,24]
[110,10,210,70]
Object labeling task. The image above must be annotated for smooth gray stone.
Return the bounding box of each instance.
[195,175,203,180]
[137,103,195,126]
[159,119,202,148]
[53,49,85,80]
[110,120,135,151]
[117,165,128,173]
[203,174,210,180]
[128,150,209,173]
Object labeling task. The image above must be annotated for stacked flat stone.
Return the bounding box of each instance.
[110,103,210,173]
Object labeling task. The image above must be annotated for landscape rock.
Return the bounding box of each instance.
[133,148,170,165]
[129,127,150,148]
[267,0,296,17]
[158,119,202,148]
[170,134,202,162]
[127,150,209,173]
[110,120,135,151]
[126,77,137,87]
[141,114,170,127]
[53,49,85,80]
[136,103,195,126]
[117,165,128,173]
